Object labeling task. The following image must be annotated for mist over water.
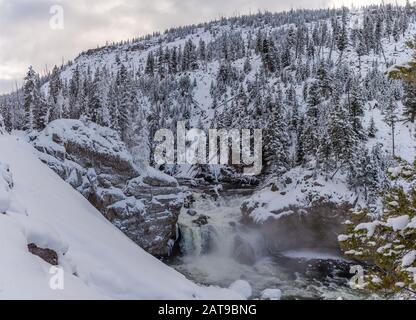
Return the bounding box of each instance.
[169,190,366,299]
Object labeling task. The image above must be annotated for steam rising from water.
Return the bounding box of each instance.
[169,191,366,299]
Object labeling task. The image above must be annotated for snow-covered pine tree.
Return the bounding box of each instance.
[347,77,365,139]
[384,98,400,157]
[327,98,358,169]
[145,51,155,76]
[300,81,321,161]
[367,116,378,138]
[23,66,44,131]
[263,98,290,173]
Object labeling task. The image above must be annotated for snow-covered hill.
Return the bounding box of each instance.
[0,132,242,299]
[1,4,416,298]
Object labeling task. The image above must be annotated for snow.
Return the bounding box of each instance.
[260,289,282,301]
[229,280,252,299]
[243,167,356,224]
[35,119,134,167]
[355,221,380,237]
[387,215,410,232]
[281,249,348,261]
[0,133,244,299]
[402,251,416,268]
[338,234,351,242]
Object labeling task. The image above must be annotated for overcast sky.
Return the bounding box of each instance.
[0,0,407,94]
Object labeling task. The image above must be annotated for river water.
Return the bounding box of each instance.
[168,189,370,300]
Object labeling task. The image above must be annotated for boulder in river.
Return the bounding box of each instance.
[232,235,256,266]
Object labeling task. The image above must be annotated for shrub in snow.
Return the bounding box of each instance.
[339,160,416,293]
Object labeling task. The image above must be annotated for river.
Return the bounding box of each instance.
[168,187,370,300]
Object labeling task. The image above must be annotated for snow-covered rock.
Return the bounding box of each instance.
[0,132,244,299]
[241,171,353,251]
[229,280,252,299]
[260,289,282,301]
[32,119,188,256]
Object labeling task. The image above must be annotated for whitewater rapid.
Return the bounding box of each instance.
[168,189,368,300]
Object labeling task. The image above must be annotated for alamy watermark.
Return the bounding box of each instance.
[49,5,64,30]
[49,266,64,290]
[349,265,365,289]
[154,122,263,176]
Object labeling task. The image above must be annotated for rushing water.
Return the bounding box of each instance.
[168,189,370,300]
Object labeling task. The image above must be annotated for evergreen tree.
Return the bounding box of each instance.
[23,66,44,131]
[263,101,290,173]
[88,68,103,123]
[384,98,399,157]
[367,116,377,138]
[336,8,348,60]
[300,82,321,160]
[347,77,365,139]
[327,99,358,168]
[145,51,155,76]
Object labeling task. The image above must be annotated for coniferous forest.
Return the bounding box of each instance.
[1,2,416,301]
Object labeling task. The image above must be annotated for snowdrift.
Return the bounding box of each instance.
[0,133,242,299]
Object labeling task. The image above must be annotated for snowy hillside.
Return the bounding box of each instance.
[0,132,243,299]
[1,3,416,298]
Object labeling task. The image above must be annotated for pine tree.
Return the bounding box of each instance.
[316,62,332,99]
[403,80,416,123]
[69,66,81,118]
[300,82,321,159]
[145,51,155,76]
[88,68,103,123]
[336,8,348,60]
[263,101,290,173]
[48,65,65,123]
[23,66,44,131]
[327,99,358,167]
[390,37,416,122]
[367,116,377,138]
[384,98,399,157]
[347,77,365,139]
[243,57,252,74]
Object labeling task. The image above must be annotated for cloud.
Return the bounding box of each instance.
[0,0,404,93]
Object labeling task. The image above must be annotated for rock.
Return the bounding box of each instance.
[200,225,219,254]
[186,209,198,217]
[232,235,256,265]
[28,243,58,266]
[32,119,187,257]
[271,184,279,192]
[304,174,313,181]
[192,215,210,226]
[244,201,351,252]
[285,177,293,185]
[229,280,252,299]
[229,221,237,228]
[260,289,282,300]
[142,175,178,188]
[52,132,62,144]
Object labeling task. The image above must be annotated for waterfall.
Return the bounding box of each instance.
[177,191,266,264]
[170,189,361,300]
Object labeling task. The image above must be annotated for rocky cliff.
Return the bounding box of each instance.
[32,119,187,256]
